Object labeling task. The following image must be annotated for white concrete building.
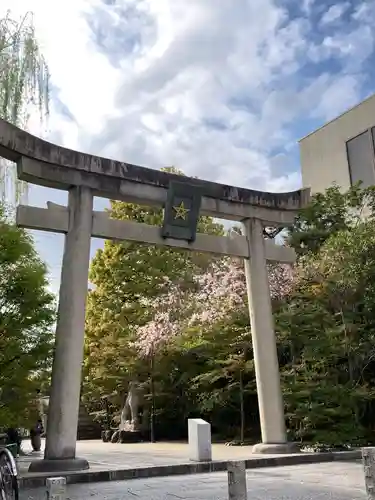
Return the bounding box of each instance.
[300,93,375,194]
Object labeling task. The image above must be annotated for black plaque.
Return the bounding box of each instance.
[161,181,202,242]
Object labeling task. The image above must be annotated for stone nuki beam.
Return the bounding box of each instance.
[16,204,297,263]
[0,117,309,222]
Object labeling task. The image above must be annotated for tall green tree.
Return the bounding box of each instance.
[277,217,375,447]
[288,183,375,256]
[0,10,49,202]
[83,168,224,421]
[84,181,375,447]
[0,204,55,427]
[179,314,256,443]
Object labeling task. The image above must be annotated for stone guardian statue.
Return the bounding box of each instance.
[120,381,141,432]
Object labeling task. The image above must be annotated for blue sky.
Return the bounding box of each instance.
[3,0,375,293]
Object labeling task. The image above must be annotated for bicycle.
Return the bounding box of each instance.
[0,447,18,500]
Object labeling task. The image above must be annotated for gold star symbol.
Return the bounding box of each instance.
[173,201,190,220]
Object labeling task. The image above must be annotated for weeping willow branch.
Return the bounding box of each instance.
[0,10,50,204]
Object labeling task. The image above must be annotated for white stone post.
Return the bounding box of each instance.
[362,447,375,498]
[46,477,66,500]
[30,187,93,472]
[242,218,288,452]
[227,461,247,500]
[188,418,212,461]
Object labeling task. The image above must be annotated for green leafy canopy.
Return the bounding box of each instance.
[0,204,55,427]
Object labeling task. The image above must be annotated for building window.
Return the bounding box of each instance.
[346,129,375,188]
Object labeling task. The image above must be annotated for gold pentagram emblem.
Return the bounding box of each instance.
[173,201,190,220]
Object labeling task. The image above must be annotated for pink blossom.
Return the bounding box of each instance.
[133,256,295,357]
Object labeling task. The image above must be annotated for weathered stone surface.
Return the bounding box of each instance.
[45,476,66,500]
[28,458,89,473]
[17,157,307,223]
[227,461,247,500]
[0,118,310,210]
[252,442,300,454]
[110,431,120,443]
[118,430,143,444]
[42,187,93,468]
[17,439,362,489]
[362,447,375,498]
[101,431,113,443]
[17,204,298,262]
[120,381,145,432]
[19,461,365,499]
[243,218,286,446]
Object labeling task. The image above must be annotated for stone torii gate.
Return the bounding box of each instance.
[0,118,309,472]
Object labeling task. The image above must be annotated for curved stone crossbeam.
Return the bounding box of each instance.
[0,118,310,211]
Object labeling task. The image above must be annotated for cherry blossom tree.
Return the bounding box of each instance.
[134,256,295,357]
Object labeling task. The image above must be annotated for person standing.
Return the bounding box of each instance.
[5,427,22,456]
[30,419,43,452]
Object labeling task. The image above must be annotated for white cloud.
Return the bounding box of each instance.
[0,0,121,292]
[2,0,375,291]
[82,0,373,194]
[3,0,372,193]
[352,1,375,22]
[81,0,313,190]
[309,25,375,72]
[302,0,315,15]
[311,74,362,121]
[320,3,350,25]
[1,0,120,147]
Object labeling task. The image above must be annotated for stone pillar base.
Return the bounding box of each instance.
[252,442,300,454]
[28,457,89,473]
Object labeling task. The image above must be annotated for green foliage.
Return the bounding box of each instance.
[83,168,224,422]
[277,212,375,447]
[288,183,375,256]
[0,10,50,202]
[83,182,375,447]
[277,295,367,446]
[0,11,49,125]
[0,204,55,427]
[182,312,257,441]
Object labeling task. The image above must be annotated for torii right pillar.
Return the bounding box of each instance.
[243,217,298,453]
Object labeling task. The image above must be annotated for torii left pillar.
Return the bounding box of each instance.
[29,186,93,472]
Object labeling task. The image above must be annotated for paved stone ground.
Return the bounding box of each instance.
[18,439,300,477]
[19,461,365,499]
